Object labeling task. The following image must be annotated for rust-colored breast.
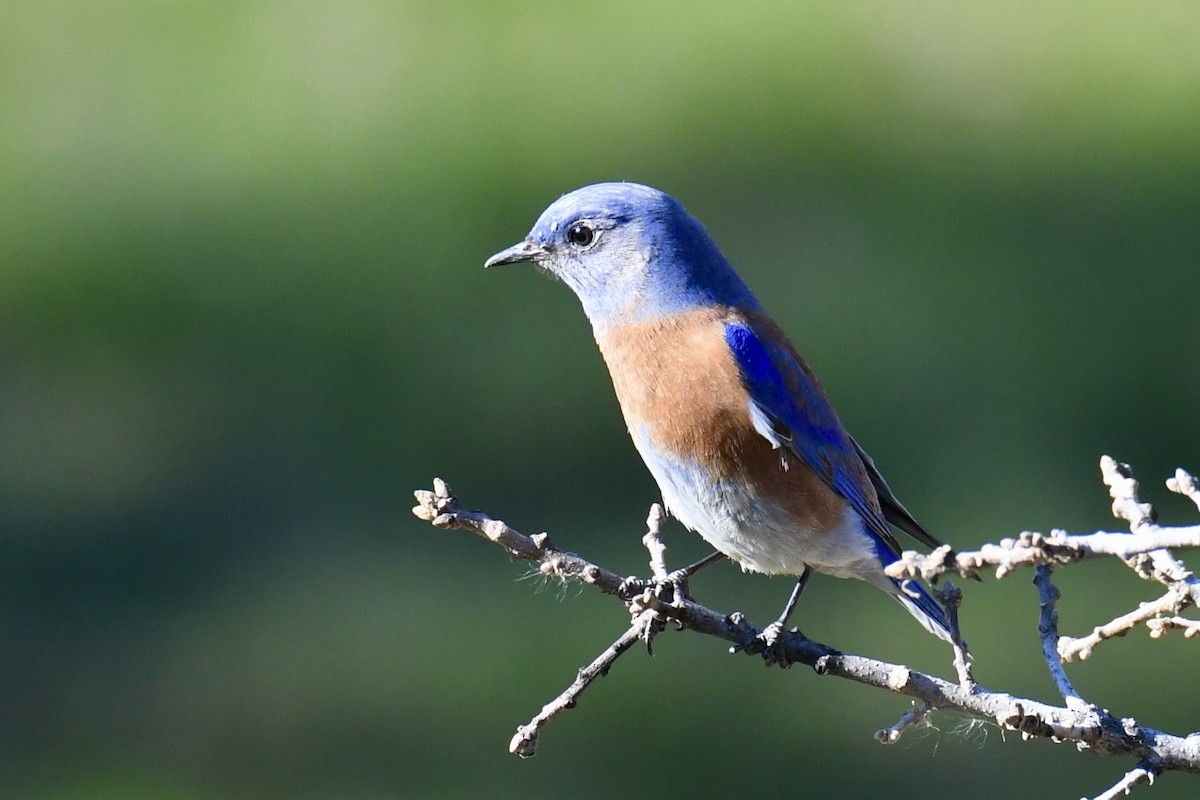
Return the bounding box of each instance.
[594,306,853,539]
[595,307,754,476]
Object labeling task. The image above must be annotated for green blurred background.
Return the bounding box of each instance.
[3,2,1198,798]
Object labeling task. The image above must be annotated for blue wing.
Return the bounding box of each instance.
[723,318,903,559]
[850,436,941,550]
[725,316,953,640]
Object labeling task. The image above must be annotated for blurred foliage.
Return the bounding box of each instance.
[1,2,1198,798]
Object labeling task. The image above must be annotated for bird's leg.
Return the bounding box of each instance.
[739,565,814,667]
[620,551,727,654]
[620,551,726,606]
[662,550,726,596]
[656,550,726,606]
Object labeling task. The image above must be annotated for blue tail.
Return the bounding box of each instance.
[867,528,954,642]
[892,578,954,643]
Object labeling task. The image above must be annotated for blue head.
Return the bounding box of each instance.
[485,183,760,330]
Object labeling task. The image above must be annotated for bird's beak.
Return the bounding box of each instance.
[484,240,547,268]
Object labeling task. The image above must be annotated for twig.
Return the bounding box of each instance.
[887,457,1200,585]
[935,582,976,691]
[875,701,932,744]
[1044,458,1200,662]
[631,504,671,652]
[412,479,627,596]
[1146,616,1200,639]
[1058,587,1189,662]
[886,526,1200,584]
[1034,566,1089,709]
[642,503,669,579]
[1087,761,1159,800]
[1167,469,1200,513]
[1101,457,1196,589]
[1103,456,1157,533]
[509,615,650,757]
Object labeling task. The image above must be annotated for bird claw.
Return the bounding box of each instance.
[660,567,694,602]
[619,570,695,656]
[617,576,644,599]
[734,620,798,668]
[619,569,692,608]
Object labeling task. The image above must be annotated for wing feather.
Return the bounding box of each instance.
[724,317,935,557]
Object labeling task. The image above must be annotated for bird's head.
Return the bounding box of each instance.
[485,182,758,330]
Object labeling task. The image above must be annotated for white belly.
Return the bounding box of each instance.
[632,430,885,582]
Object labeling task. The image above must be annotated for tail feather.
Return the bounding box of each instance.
[892,578,954,643]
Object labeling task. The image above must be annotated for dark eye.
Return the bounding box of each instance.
[566,222,596,248]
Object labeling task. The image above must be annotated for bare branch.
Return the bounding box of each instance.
[1146,615,1200,640]
[1059,586,1190,662]
[411,478,1200,776]
[1036,458,1200,662]
[1103,455,1157,533]
[875,701,932,745]
[642,503,669,580]
[413,478,627,596]
[1087,762,1159,800]
[1102,457,1197,590]
[1034,566,1089,708]
[935,581,976,691]
[1167,469,1200,513]
[886,526,1200,584]
[887,458,1200,599]
[509,615,651,758]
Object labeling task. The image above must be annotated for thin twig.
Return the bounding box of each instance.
[1041,458,1200,662]
[1146,616,1200,639]
[1086,761,1159,800]
[888,457,1200,586]
[413,478,627,596]
[642,503,669,580]
[1167,469,1200,513]
[509,615,650,757]
[1103,456,1157,533]
[886,526,1200,584]
[1101,456,1196,590]
[632,503,671,651]
[875,701,932,745]
[935,582,976,691]
[1058,587,1189,662]
[1034,566,1089,709]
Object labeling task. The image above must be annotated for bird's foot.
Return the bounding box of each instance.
[735,619,800,668]
[619,569,698,654]
[619,566,692,609]
[619,552,724,654]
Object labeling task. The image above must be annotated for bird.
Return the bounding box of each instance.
[485,182,953,650]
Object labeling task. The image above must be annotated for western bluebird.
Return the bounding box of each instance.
[486,182,952,649]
